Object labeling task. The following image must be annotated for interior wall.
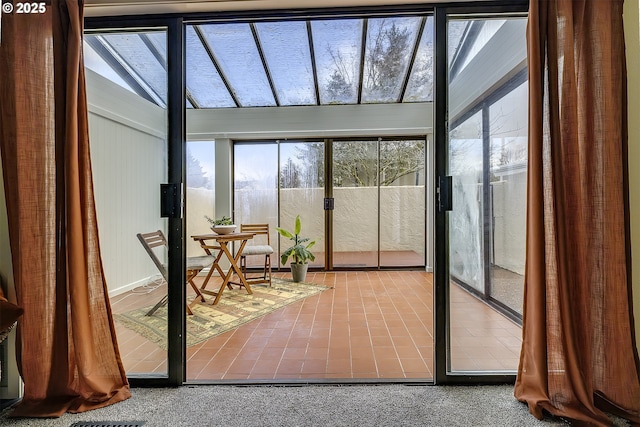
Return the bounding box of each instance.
[624,0,640,352]
[86,69,168,296]
[187,103,433,140]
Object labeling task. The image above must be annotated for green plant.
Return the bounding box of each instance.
[205,215,232,226]
[275,215,316,265]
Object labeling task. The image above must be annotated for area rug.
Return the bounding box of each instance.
[115,278,329,350]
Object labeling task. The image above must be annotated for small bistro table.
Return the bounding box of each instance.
[191,232,255,305]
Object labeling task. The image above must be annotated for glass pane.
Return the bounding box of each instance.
[404,16,434,102]
[186,141,216,257]
[333,140,378,267]
[279,141,325,269]
[456,20,507,74]
[234,143,279,261]
[96,32,168,106]
[312,19,363,105]
[256,21,317,106]
[449,111,484,291]
[379,139,425,267]
[447,17,525,374]
[447,21,470,67]
[186,25,236,108]
[86,29,169,377]
[489,81,528,316]
[361,17,421,103]
[199,23,276,107]
[84,40,136,94]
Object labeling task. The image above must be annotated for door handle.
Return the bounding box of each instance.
[437,176,453,212]
[160,183,182,218]
[324,197,335,210]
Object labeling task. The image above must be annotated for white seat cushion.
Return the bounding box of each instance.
[186,255,215,270]
[242,245,274,256]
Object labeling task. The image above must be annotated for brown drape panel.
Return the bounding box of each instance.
[515,0,640,425]
[0,0,130,417]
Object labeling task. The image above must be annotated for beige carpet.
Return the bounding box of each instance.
[115,278,329,349]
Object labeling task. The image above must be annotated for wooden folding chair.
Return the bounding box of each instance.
[137,230,214,316]
[238,223,274,287]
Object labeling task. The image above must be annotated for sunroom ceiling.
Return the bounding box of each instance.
[83,15,467,109]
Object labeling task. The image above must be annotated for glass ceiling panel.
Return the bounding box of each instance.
[448,20,470,68]
[311,19,363,105]
[198,23,276,107]
[84,40,136,94]
[255,21,316,106]
[404,16,434,102]
[361,17,422,104]
[185,25,236,108]
[98,33,167,106]
[146,32,167,62]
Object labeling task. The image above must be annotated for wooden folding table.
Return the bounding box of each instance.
[191,232,255,305]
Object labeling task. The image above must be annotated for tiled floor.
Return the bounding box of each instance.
[111,271,522,381]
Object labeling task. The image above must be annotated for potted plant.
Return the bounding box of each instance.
[275,215,316,282]
[205,215,236,235]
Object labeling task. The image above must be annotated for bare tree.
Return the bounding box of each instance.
[280,157,302,188]
[294,140,424,188]
[363,21,411,97]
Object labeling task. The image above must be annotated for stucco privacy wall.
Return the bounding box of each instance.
[185,184,428,258]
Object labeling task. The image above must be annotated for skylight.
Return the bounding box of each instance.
[84,15,447,109]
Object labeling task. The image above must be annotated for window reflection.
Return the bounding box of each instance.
[311,19,363,105]
[199,23,276,107]
[361,17,422,103]
[87,15,435,108]
[255,21,317,106]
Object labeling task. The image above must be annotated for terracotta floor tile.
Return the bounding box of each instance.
[305,347,329,359]
[276,359,304,374]
[112,271,522,381]
[328,347,351,359]
[250,358,281,375]
[375,357,403,372]
[282,347,306,359]
[400,358,429,373]
[327,358,351,373]
[301,359,328,374]
[351,358,377,373]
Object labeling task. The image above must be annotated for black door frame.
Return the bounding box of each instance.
[432,3,527,384]
[87,1,528,387]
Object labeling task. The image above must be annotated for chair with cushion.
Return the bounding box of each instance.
[137,230,214,316]
[239,223,274,287]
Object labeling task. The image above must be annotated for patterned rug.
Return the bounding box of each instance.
[115,278,329,350]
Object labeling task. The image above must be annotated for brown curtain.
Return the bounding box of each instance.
[515,0,640,425]
[0,0,130,417]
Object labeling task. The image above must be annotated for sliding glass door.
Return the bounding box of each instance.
[332,140,379,268]
[279,141,326,269]
[440,12,527,377]
[332,138,426,268]
[85,27,172,378]
[233,138,425,270]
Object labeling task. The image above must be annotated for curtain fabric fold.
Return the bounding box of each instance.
[0,0,130,417]
[516,0,640,425]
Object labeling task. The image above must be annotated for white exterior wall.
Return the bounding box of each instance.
[491,172,527,275]
[87,70,168,296]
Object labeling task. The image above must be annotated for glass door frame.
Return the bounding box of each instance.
[432,3,527,385]
[85,16,187,387]
[86,1,531,387]
[328,136,428,270]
